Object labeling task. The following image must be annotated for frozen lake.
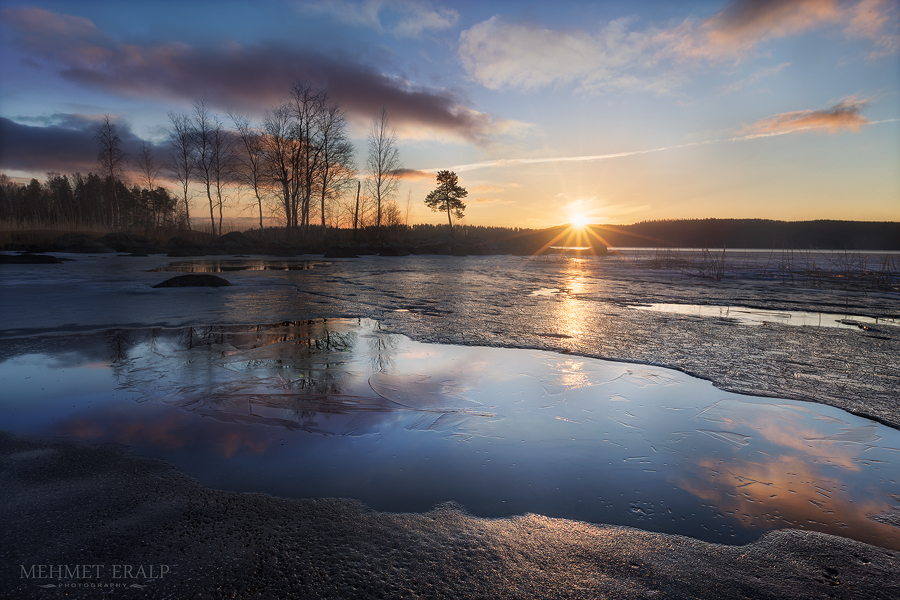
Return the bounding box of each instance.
[2,318,898,549]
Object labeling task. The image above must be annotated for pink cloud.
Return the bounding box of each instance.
[741,98,870,135]
[704,0,842,52]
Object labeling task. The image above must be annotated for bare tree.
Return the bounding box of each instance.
[262,103,298,230]
[353,180,361,239]
[166,111,194,230]
[209,115,236,235]
[405,189,413,227]
[230,112,268,238]
[191,100,218,235]
[95,114,128,229]
[366,107,401,241]
[288,82,327,236]
[315,100,355,246]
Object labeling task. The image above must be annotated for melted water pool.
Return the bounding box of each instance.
[633,303,898,331]
[1,319,898,549]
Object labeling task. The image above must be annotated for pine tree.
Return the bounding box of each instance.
[424,170,467,231]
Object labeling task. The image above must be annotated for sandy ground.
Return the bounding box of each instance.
[1,252,898,597]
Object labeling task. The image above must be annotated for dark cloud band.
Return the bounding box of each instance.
[2,7,505,143]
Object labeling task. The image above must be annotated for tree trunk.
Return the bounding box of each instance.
[257,192,264,241]
[353,181,360,241]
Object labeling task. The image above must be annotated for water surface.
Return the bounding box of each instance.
[634,303,897,330]
[1,319,898,549]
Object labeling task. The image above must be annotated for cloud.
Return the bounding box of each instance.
[435,99,880,173]
[472,197,509,204]
[721,62,791,93]
[740,98,870,135]
[844,0,900,58]
[394,168,433,180]
[458,1,898,93]
[470,185,503,193]
[458,16,681,94]
[0,114,156,174]
[1,7,507,144]
[701,0,842,54]
[299,0,458,38]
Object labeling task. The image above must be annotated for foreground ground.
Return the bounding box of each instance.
[0,251,898,597]
[2,432,898,599]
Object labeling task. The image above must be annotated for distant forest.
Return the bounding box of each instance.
[586,219,900,251]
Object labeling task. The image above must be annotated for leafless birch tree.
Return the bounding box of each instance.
[262,103,298,230]
[230,112,268,238]
[95,114,128,229]
[191,100,218,235]
[366,107,401,241]
[166,111,194,230]
[315,100,354,245]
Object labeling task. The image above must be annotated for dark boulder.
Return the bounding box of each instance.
[96,232,154,253]
[0,253,63,264]
[263,239,299,257]
[2,242,30,252]
[323,244,359,258]
[152,274,232,288]
[166,236,205,257]
[52,233,115,253]
[126,244,168,255]
[206,231,258,255]
[219,231,258,248]
[376,245,410,257]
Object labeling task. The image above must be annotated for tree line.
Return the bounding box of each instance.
[1,80,409,243]
[593,219,900,251]
[0,171,178,230]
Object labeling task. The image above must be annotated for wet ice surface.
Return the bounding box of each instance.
[1,318,898,550]
[147,259,327,272]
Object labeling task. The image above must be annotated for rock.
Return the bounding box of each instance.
[205,231,259,255]
[52,233,115,253]
[324,244,359,258]
[219,231,258,249]
[1,242,30,252]
[166,236,205,257]
[414,243,452,255]
[263,239,299,257]
[96,232,154,253]
[376,245,410,257]
[152,274,232,288]
[127,244,168,255]
[0,253,63,264]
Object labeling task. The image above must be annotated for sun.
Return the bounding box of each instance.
[570,214,589,229]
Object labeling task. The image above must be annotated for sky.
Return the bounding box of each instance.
[0,0,898,227]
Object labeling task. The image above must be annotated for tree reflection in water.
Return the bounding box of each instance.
[101,319,490,436]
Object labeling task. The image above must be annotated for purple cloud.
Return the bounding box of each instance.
[2,7,508,143]
[0,115,157,174]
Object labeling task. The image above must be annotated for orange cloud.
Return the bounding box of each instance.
[741,98,870,136]
[394,168,434,180]
[473,197,511,204]
[471,185,504,193]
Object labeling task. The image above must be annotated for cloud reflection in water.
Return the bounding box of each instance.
[0,318,898,549]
